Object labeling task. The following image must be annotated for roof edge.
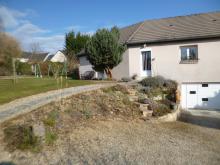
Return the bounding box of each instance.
[126,35,220,46]
[126,21,145,43]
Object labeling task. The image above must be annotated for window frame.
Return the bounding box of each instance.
[179,45,199,64]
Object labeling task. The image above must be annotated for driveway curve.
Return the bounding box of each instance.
[0,83,115,123]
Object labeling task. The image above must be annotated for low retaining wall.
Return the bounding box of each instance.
[158,105,181,122]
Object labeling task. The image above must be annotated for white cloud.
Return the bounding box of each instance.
[13,23,48,36]
[31,35,65,53]
[65,25,85,31]
[0,5,64,53]
[0,5,25,28]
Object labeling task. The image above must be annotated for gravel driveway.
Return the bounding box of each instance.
[0,83,114,123]
[0,120,220,165]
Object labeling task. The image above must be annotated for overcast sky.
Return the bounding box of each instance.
[0,0,220,53]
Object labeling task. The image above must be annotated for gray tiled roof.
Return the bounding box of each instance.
[21,52,32,58]
[45,54,54,61]
[29,53,49,63]
[120,11,220,44]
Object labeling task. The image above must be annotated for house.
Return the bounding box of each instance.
[79,11,220,110]
[18,52,31,63]
[19,50,67,63]
[19,52,49,63]
[18,50,67,77]
[45,50,67,63]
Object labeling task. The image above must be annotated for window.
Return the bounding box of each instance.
[202,98,208,101]
[190,91,196,94]
[180,45,198,62]
[142,51,151,71]
[202,84,208,87]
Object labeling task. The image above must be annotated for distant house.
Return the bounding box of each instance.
[45,50,67,63]
[17,50,67,77]
[19,52,31,63]
[18,52,49,63]
[19,50,67,63]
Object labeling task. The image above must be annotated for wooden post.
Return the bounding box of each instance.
[12,58,17,84]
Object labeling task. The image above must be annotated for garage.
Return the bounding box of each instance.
[181,83,220,110]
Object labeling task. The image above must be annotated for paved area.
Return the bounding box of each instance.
[179,109,220,129]
[185,109,220,118]
[0,83,114,123]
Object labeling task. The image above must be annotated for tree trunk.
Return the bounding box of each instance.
[105,68,112,79]
[108,69,112,79]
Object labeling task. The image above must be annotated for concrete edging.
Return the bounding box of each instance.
[158,105,181,122]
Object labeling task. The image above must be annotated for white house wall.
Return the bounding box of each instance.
[51,51,66,63]
[112,49,130,80]
[112,39,220,83]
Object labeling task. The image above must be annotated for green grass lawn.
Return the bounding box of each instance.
[0,78,97,105]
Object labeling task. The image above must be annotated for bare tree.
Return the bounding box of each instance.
[29,42,44,78]
[29,42,43,55]
[0,32,21,82]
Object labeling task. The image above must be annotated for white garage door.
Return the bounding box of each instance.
[181,83,220,110]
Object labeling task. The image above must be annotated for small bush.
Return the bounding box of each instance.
[43,110,59,127]
[4,124,40,151]
[152,104,171,117]
[80,108,92,119]
[121,77,132,82]
[160,99,172,107]
[131,74,138,80]
[103,85,129,94]
[45,129,57,145]
[16,61,32,75]
[140,76,177,90]
[140,76,165,88]
[164,79,178,90]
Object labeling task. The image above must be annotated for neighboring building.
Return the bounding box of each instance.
[45,50,67,63]
[18,52,31,63]
[79,11,220,110]
[19,50,67,63]
[77,50,106,79]
[18,52,49,63]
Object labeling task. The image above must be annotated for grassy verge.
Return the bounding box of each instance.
[0,77,97,104]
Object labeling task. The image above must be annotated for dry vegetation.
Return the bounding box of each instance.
[0,32,21,76]
[1,85,142,152]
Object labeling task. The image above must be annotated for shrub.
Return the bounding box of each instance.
[121,77,132,82]
[160,99,172,107]
[152,104,171,117]
[68,67,80,79]
[81,71,95,80]
[80,108,92,119]
[131,74,138,80]
[40,62,49,76]
[164,79,178,90]
[140,76,165,88]
[43,110,59,127]
[141,87,163,98]
[16,61,32,75]
[45,129,57,145]
[4,124,40,151]
[103,85,129,94]
[140,76,177,90]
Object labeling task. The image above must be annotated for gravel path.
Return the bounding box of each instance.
[1,120,220,165]
[0,83,114,123]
